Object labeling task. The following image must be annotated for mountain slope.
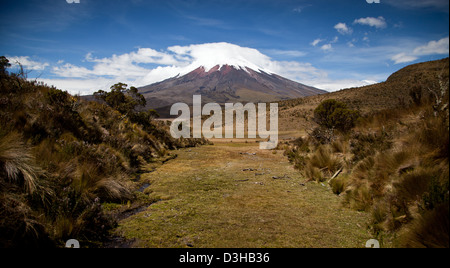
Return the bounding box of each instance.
[278,58,449,134]
[139,64,326,117]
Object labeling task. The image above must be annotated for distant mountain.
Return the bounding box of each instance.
[138,64,326,117]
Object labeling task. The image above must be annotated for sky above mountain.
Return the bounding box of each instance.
[1,0,449,95]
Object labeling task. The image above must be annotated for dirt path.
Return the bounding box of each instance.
[112,142,370,248]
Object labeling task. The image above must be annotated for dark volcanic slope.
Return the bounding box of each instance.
[139,65,326,115]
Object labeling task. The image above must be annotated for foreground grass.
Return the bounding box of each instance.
[113,142,370,248]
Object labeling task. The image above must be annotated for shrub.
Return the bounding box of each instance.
[292,137,310,153]
[350,132,392,162]
[309,127,335,145]
[94,83,146,117]
[314,99,360,132]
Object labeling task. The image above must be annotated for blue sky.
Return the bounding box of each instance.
[1,0,449,94]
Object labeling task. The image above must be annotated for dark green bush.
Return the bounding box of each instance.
[350,132,393,162]
[314,99,360,132]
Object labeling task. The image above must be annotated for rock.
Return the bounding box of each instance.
[272,175,292,180]
[240,152,256,156]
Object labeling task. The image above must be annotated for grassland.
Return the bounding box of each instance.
[113,142,370,248]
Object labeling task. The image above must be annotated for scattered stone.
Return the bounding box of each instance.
[138,183,151,193]
[240,152,256,156]
[242,168,257,172]
[272,175,292,180]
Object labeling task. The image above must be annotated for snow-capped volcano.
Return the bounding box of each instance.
[139,60,326,117]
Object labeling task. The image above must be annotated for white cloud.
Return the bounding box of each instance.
[6,56,49,71]
[313,37,337,52]
[391,53,419,64]
[354,16,387,29]
[334,23,353,35]
[52,63,94,78]
[321,44,333,51]
[391,37,449,64]
[38,77,116,96]
[311,39,323,47]
[312,79,377,92]
[266,49,307,57]
[413,37,449,56]
[292,4,312,13]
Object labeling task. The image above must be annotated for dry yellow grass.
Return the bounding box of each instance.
[113,142,370,248]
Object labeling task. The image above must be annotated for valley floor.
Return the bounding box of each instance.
[112,142,370,248]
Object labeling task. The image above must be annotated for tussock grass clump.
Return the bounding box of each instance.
[74,163,133,203]
[0,132,39,194]
[300,145,344,182]
[400,204,449,248]
[331,139,349,154]
[330,174,349,195]
[309,146,343,176]
[0,193,53,248]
